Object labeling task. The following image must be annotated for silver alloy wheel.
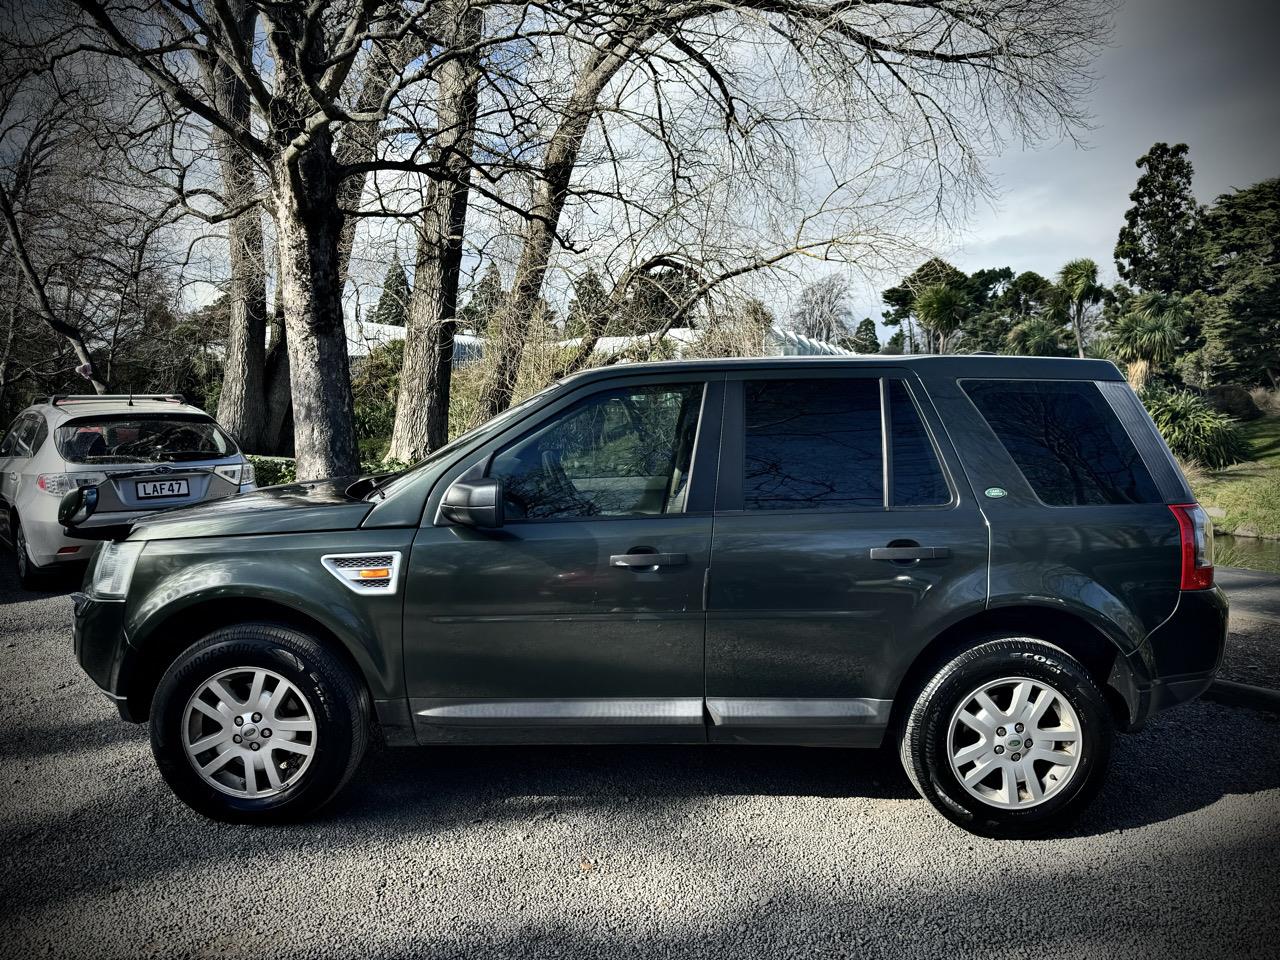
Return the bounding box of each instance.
[15,519,29,577]
[182,666,318,799]
[946,675,1082,810]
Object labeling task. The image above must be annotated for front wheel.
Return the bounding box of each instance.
[150,623,370,823]
[900,637,1113,838]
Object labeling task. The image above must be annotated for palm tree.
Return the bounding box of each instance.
[913,284,968,354]
[1108,291,1189,391]
[1006,315,1068,356]
[1057,258,1104,358]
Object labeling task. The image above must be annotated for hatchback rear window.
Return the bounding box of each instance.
[962,380,1161,506]
[56,415,237,464]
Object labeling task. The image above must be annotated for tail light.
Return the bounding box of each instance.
[37,472,107,496]
[1169,503,1215,590]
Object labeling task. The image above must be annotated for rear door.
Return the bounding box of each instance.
[705,369,989,744]
[0,415,38,535]
[403,373,724,743]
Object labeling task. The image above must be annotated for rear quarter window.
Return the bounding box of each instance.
[962,379,1161,506]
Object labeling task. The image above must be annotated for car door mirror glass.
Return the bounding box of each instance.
[439,477,504,528]
[59,484,99,528]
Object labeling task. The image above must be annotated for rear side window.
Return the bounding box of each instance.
[744,378,882,510]
[963,380,1161,506]
[888,381,950,506]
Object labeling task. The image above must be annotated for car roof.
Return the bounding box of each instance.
[555,353,1125,388]
[27,397,215,425]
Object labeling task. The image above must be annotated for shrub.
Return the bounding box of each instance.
[1205,384,1262,421]
[1250,387,1279,417]
[1144,389,1252,469]
[246,455,297,486]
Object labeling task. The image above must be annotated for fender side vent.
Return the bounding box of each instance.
[321,552,403,595]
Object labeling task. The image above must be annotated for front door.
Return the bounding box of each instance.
[404,374,723,743]
[706,370,989,744]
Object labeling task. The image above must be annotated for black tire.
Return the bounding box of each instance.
[13,514,47,590]
[900,636,1113,838]
[150,622,370,823]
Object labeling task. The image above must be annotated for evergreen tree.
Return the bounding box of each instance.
[849,317,879,353]
[369,259,410,327]
[1195,178,1280,387]
[881,330,906,354]
[458,262,506,335]
[1114,143,1205,295]
[564,268,610,338]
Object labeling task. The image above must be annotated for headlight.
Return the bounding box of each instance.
[91,540,145,599]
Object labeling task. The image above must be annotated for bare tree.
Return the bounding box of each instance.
[474,0,1114,417]
[788,276,854,344]
[385,1,481,463]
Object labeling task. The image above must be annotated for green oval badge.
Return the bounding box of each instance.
[984,486,1008,499]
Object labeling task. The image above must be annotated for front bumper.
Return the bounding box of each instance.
[72,591,144,721]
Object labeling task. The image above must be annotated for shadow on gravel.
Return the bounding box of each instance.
[5,701,1279,920]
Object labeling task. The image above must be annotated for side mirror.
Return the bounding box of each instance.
[59,485,99,529]
[439,477,504,529]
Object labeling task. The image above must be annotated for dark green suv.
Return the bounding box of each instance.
[70,356,1226,836]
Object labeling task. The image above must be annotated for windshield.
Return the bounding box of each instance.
[367,382,566,500]
[56,415,238,464]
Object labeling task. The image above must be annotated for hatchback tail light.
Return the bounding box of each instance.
[36,472,107,496]
[1169,503,1215,590]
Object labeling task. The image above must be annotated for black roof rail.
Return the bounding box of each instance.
[44,394,185,406]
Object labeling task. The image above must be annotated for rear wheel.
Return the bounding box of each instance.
[12,514,47,590]
[900,637,1112,838]
[150,623,369,822]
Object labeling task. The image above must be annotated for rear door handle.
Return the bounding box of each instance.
[610,552,689,568]
[869,546,951,561]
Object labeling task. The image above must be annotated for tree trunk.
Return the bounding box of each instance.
[202,2,270,450]
[386,6,481,462]
[271,152,359,480]
[214,153,269,450]
[263,294,294,456]
[474,52,623,420]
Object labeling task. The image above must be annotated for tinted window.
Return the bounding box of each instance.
[0,417,25,457]
[963,380,1160,506]
[889,381,949,506]
[744,378,882,510]
[29,416,48,455]
[490,383,703,520]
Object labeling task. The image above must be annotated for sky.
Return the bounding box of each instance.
[849,0,1280,326]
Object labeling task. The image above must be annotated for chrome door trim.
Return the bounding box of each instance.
[411,697,705,726]
[705,697,892,727]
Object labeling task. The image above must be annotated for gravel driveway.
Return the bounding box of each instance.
[2,566,1278,959]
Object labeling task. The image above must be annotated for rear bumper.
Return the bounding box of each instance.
[72,591,143,721]
[1138,585,1229,721]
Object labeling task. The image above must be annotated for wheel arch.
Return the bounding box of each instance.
[889,604,1147,733]
[124,596,375,724]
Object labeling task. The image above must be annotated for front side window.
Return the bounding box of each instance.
[489,383,703,520]
[963,379,1160,506]
[55,415,238,465]
[743,378,882,510]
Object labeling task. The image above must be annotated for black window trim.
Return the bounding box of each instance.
[431,374,724,527]
[716,371,957,516]
[958,376,1162,509]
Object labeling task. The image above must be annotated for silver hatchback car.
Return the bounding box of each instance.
[0,394,255,587]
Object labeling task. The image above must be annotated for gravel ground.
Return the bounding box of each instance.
[2,565,1279,959]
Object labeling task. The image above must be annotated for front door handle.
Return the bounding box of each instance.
[610,552,689,568]
[869,546,951,561]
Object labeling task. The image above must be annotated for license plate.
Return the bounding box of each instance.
[136,479,189,499]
